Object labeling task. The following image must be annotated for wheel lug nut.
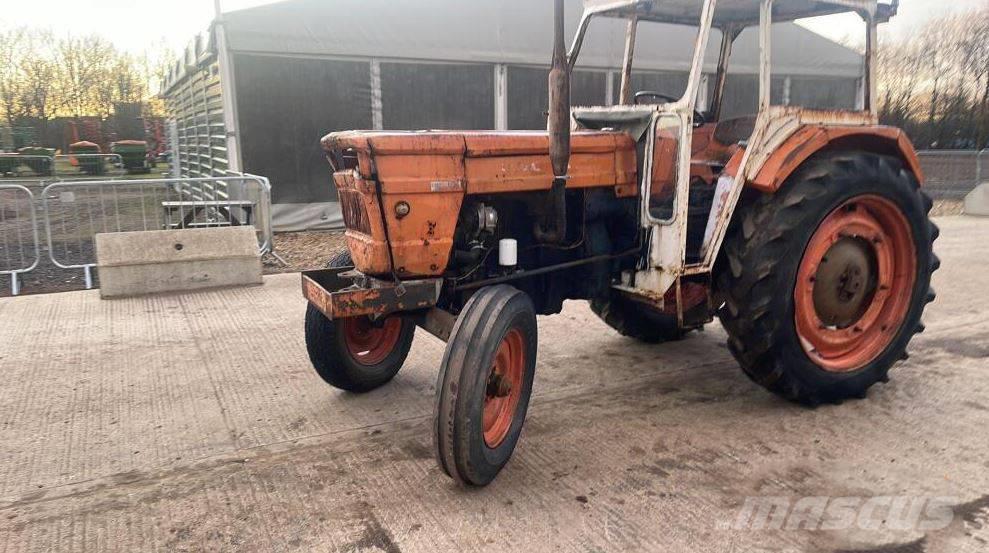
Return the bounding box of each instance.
[487,373,512,398]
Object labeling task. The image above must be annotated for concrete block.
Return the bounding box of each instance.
[964,182,989,217]
[96,226,262,298]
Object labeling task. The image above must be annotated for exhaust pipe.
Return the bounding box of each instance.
[548,0,571,179]
[536,0,571,244]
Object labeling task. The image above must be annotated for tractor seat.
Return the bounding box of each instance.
[713,115,757,146]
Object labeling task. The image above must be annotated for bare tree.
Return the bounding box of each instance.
[0,27,180,150]
[138,39,177,117]
[53,35,117,118]
[967,14,989,148]
[878,5,989,149]
[94,54,146,119]
[0,28,29,126]
[19,31,57,121]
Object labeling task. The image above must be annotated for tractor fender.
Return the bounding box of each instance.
[745,125,924,193]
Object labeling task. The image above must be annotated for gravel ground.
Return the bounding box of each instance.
[264,230,346,274]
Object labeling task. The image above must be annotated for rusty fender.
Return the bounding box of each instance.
[301,267,441,320]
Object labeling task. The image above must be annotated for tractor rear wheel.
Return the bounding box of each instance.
[434,285,537,486]
[715,153,938,405]
[590,292,686,343]
[304,250,415,393]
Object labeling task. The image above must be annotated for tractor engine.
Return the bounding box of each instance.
[323,130,642,315]
[446,189,639,315]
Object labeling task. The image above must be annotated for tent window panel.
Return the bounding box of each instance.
[380,62,494,130]
[507,67,546,130]
[507,67,606,130]
[612,71,690,104]
[718,74,786,120]
[573,71,607,109]
[233,54,372,204]
[789,77,858,110]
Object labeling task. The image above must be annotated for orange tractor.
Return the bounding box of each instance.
[302,0,937,486]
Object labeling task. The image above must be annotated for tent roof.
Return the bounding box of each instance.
[583,0,886,26]
[219,0,863,77]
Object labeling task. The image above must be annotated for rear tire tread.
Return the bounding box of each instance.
[590,293,686,344]
[715,152,938,405]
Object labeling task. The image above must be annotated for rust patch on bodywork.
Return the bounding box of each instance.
[749,124,924,193]
[301,268,441,320]
[322,129,638,278]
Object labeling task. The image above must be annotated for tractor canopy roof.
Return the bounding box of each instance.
[581,0,896,26]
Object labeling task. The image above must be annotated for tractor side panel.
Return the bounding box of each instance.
[326,130,638,278]
[462,132,637,197]
[335,152,466,278]
[746,126,924,193]
[464,151,635,195]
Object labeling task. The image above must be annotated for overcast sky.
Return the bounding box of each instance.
[1,0,985,55]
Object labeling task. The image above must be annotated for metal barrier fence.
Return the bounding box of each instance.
[52,154,126,180]
[40,174,272,289]
[917,149,988,200]
[1,154,128,185]
[0,185,41,296]
[0,155,54,179]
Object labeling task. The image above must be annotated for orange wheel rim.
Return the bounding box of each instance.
[482,328,525,448]
[794,195,916,372]
[341,316,403,366]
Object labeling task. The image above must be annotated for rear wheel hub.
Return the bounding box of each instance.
[795,196,917,373]
[812,237,876,327]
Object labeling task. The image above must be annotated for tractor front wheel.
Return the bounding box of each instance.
[434,285,537,486]
[304,306,415,393]
[716,153,938,405]
[304,250,415,393]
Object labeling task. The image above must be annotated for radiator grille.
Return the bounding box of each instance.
[339,190,372,235]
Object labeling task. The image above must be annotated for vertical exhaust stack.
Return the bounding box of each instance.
[538,0,571,244]
[548,0,571,179]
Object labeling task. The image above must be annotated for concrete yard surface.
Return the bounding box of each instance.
[1,216,988,552]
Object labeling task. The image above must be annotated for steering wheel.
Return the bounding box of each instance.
[633,91,706,127]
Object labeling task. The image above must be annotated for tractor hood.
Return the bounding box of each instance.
[320,130,637,278]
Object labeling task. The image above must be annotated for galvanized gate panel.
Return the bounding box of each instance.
[166,60,230,179]
[0,185,40,296]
